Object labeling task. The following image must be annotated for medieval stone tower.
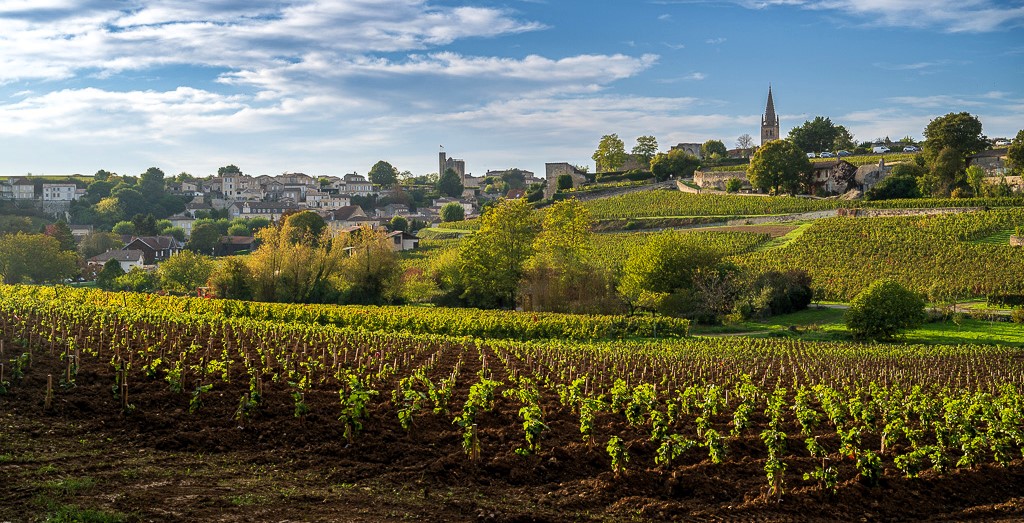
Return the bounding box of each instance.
[761,85,780,145]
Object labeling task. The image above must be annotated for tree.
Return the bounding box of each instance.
[592,134,627,172]
[44,222,76,251]
[389,215,409,232]
[1006,129,1024,174]
[650,149,700,181]
[131,213,159,236]
[631,135,659,167]
[966,165,986,196]
[186,222,222,255]
[923,112,987,161]
[96,259,125,290]
[736,134,755,157]
[368,160,399,187]
[284,210,327,245]
[747,139,812,194]
[866,175,921,200]
[833,126,856,151]
[437,168,464,198]
[844,279,926,341]
[78,231,123,259]
[923,147,965,197]
[556,174,574,192]
[500,169,528,190]
[725,178,743,193]
[440,202,465,222]
[209,257,252,300]
[788,116,846,153]
[113,267,158,293]
[247,222,345,303]
[617,231,721,315]
[458,198,540,308]
[139,167,165,195]
[0,233,79,284]
[336,227,403,305]
[218,165,242,176]
[158,251,214,294]
[700,139,728,159]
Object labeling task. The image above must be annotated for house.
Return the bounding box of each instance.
[123,236,185,264]
[387,230,419,251]
[8,177,36,200]
[42,183,78,201]
[318,195,352,210]
[376,203,409,218]
[693,170,749,191]
[231,201,303,222]
[167,213,196,238]
[87,249,146,272]
[810,160,857,195]
[854,159,893,193]
[967,148,1009,176]
[341,173,373,195]
[544,163,587,197]
[323,205,379,233]
[505,188,526,199]
[69,225,94,239]
[216,236,257,256]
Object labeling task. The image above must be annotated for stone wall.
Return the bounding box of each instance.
[693,170,749,190]
[836,207,983,218]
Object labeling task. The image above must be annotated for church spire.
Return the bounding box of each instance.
[760,85,780,146]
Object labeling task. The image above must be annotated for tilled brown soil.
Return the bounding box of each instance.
[2,347,1023,522]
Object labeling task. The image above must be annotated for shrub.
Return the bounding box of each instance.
[725,178,742,193]
[844,279,926,340]
[440,202,465,222]
[1012,308,1024,324]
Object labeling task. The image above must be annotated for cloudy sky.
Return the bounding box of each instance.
[1,0,1022,179]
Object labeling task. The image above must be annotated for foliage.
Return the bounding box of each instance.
[923,147,966,197]
[208,257,252,300]
[725,178,742,193]
[437,169,464,198]
[186,222,222,255]
[157,251,214,294]
[617,231,722,315]
[631,135,659,167]
[0,233,79,284]
[96,259,126,291]
[283,211,327,245]
[368,160,399,187]
[389,215,409,233]
[112,267,158,292]
[593,134,627,173]
[700,140,728,160]
[923,112,988,161]
[787,116,851,154]
[650,148,700,182]
[457,199,540,309]
[336,227,403,305]
[440,202,465,222]
[45,222,77,252]
[866,175,921,200]
[556,174,574,192]
[845,279,926,340]
[1006,129,1024,175]
[747,139,813,194]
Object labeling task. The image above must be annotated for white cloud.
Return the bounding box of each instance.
[734,0,1024,32]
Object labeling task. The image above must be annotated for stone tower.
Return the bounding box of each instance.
[761,85,780,145]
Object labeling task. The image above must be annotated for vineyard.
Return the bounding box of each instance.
[737,209,1024,301]
[3,285,1024,521]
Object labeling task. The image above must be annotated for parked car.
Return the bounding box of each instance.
[819,151,835,158]
[995,140,1010,147]
[837,150,852,157]
[806,153,816,158]
[903,145,920,152]
[872,146,890,154]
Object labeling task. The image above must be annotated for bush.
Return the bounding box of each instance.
[440,202,465,222]
[844,279,926,340]
[725,178,742,193]
[1012,308,1024,324]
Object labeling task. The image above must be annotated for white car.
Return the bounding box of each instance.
[819,152,835,158]
[872,146,890,154]
[903,145,920,152]
[806,153,816,158]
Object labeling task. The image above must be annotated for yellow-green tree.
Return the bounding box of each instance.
[336,227,402,304]
[459,198,540,308]
[158,251,215,294]
[0,233,79,284]
[247,221,345,303]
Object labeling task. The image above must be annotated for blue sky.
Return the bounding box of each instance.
[1,0,1022,179]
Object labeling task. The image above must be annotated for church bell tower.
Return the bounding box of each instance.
[761,85,780,145]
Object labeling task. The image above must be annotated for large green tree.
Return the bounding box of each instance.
[700,139,728,160]
[458,198,540,309]
[1006,129,1024,174]
[650,149,700,181]
[0,233,79,284]
[617,231,721,315]
[368,160,399,187]
[787,116,850,154]
[845,279,926,340]
[746,139,812,194]
[436,168,464,198]
[592,134,627,172]
[923,112,987,161]
[158,251,215,294]
[440,202,465,222]
[631,135,659,168]
[186,222,222,255]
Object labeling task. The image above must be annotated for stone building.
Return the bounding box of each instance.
[761,86,780,146]
[544,162,587,198]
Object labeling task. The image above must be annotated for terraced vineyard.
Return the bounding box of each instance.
[737,209,1024,301]
[2,285,1023,521]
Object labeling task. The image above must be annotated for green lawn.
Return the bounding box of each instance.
[692,306,1024,347]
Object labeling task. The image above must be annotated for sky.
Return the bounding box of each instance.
[1,0,1022,180]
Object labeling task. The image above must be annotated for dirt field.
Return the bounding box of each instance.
[3,348,1024,522]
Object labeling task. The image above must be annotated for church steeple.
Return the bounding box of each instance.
[761,85,780,146]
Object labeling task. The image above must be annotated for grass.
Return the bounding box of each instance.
[753,222,814,251]
[43,503,126,523]
[692,306,1024,347]
[972,228,1016,245]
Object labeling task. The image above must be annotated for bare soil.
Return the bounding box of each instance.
[2,347,1023,522]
